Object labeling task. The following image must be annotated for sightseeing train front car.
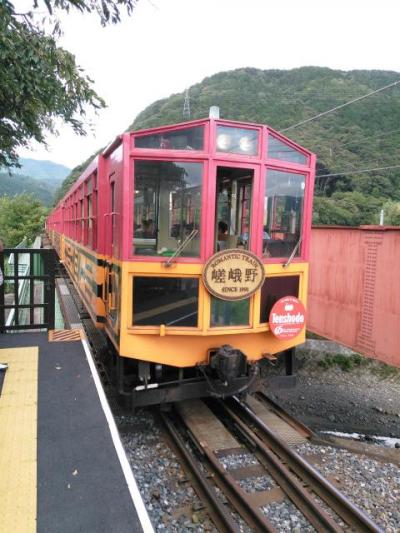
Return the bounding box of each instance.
[47,116,316,406]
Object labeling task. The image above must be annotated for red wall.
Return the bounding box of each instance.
[308,226,400,367]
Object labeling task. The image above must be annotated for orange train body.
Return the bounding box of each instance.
[47,117,316,405]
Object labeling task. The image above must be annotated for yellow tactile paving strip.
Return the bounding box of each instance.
[48,329,85,342]
[0,347,38,533]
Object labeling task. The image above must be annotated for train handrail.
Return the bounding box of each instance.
[164,229,198,267]
[283,236,302,268]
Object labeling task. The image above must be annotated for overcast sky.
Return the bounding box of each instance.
[18,0,400,169]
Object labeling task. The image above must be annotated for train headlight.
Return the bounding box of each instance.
[239,135,254,153]
[216,133,232,151]
[216,126,259,155]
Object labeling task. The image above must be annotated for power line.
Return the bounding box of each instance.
[315,164,400,179]
[307,128,400,173]
[280,79,400,133]
[317,154,400,172]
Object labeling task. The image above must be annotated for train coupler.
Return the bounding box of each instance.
[210,344,247,384]
[197,345,260,399]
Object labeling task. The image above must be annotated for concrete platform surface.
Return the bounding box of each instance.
[0,332,152,533]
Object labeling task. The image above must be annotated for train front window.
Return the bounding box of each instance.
[135,126,204,151]
[133,277,199,327]
[133,160,202,257]
[263,170,305,258]
[215,167,253,252]
[210,298,250,327]
[260,275,300,323]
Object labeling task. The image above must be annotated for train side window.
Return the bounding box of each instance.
[92,176,98,249]
[87,193,92,247]
[132,277,199,327]
[133,160,202,257]
[69,203,73,238]
[259,275,300,323]
[84,178,93,247]
[79,198,84,243]
[263,170,305,258]
[267,135,308,165]
[110,181,116,245]
[74,201,78,241]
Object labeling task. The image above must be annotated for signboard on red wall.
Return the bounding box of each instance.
[269,296,306,339]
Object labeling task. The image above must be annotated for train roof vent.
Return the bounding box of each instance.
[209,106,220,119]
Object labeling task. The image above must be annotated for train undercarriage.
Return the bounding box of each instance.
[106,344,297,408]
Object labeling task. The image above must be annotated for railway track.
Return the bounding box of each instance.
[54,269,388,531]
[161,395,383,533]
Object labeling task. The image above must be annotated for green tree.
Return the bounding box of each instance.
[312,197,355,226]
[0,194,48,246]
[30,0,138,25]
[0,0,138,168]
[313,192,385,226]
[382,200,400,225]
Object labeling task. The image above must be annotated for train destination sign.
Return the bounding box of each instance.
[202,249,265,301]
[269,296,306,339]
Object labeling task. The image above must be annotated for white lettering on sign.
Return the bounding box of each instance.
[271,312,305,324]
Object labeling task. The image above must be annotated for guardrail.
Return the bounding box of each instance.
[0,242,55,332]
[4,237,41,328]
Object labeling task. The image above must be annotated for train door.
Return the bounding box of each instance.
[214,165,256,253]
[211,164,259,327]
[104,174,119,334]
[105,174,117,258]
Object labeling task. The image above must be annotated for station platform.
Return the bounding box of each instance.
[0,331,153,533]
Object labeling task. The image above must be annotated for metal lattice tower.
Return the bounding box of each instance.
[183,88,190,120]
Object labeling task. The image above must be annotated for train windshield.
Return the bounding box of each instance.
[263,170,305,258]
[133,160,202,257]
[214,167,253,252]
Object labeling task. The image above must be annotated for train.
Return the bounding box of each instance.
[46,113,316,407]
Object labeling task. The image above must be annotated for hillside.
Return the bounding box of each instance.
[1,158,71,205]
[0,173,54,206]
[57,67,400,224]
[10,158,70,184]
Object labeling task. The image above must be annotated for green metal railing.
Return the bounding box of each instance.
[0,239,55,332]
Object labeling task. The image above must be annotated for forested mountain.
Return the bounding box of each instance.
[0,158,70,206]
[0,173,54,205]
[10,158,70,183]
[57,67,400,224]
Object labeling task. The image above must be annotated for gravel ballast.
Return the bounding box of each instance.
[114,348,400,531]
[294,442,400,532]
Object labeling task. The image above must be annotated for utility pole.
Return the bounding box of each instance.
[183,88,190,120]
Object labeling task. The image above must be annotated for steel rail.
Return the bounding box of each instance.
[231,396,383,533]
[165,409,276,532]
[217,400,343,532]
[198,442,276,532]
[159,411,240,533]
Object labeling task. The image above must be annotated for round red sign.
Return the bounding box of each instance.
[269,296,306,340]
